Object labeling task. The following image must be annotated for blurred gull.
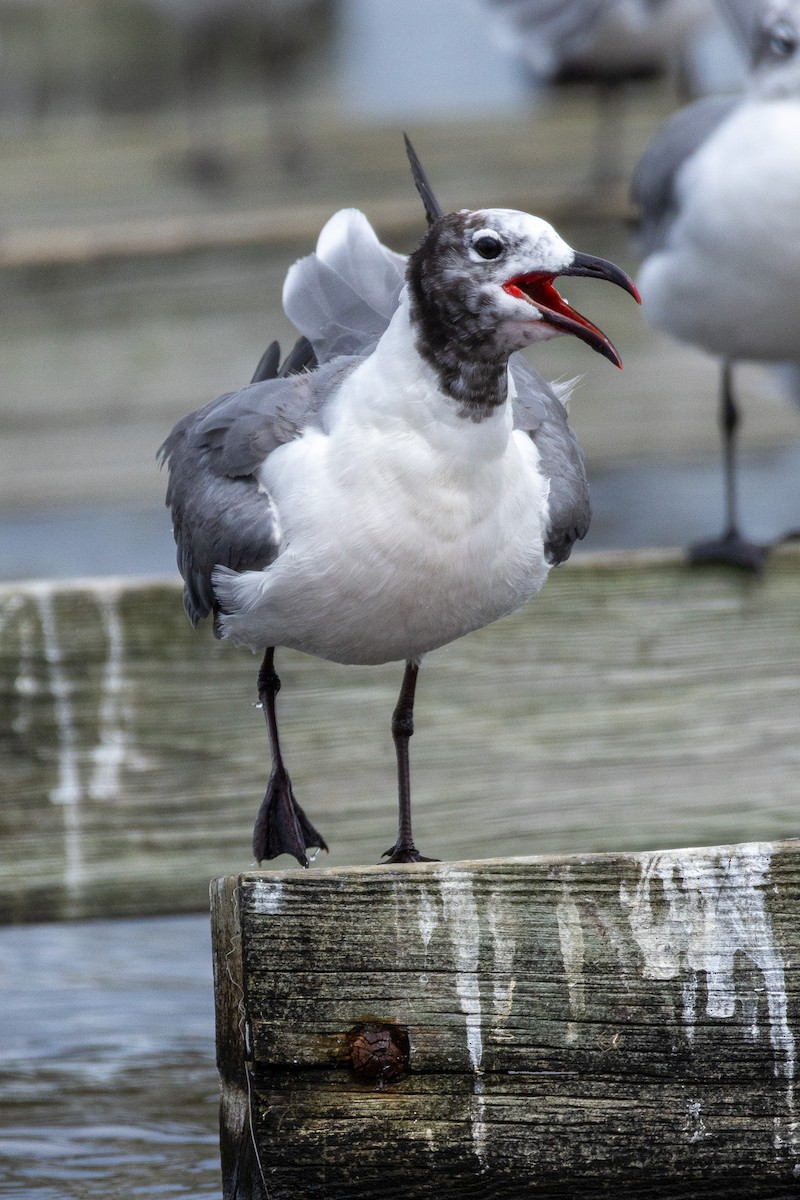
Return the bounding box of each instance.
[159,137,639,867]
[145,0,332,182]
[632,0,800,567]
[481,0,712,185]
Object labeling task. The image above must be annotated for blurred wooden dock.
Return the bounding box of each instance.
[1,547,798,924]
[2,98,798,519]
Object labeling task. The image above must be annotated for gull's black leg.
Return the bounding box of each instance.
[382,661,438,865]
[252,647,328,867]
[688,360,768,573]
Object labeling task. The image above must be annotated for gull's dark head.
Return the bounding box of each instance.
[405,205,640,415]
[402,134,639,416]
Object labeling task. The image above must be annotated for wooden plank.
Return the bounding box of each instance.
[212,840,800,1198]
[0,103,659,268]
[211,874,268,1200]
[0,189,636,270]
[6,107,798,514]
[1,547,799,923]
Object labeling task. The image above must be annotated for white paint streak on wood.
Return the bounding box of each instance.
[417,888,439,986]
[11,609,36,738]
[0,593,24,642]
[33,584,85,895]
[250,880,285,915]
[684,1100,708,1144]
[11,585,146,902]
[89,588,135,801]
[440,867,487,1169]
[556,879,586,1045]
[621,844,797,1152]
[488,897,516,1027]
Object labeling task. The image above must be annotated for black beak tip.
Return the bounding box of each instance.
[564,251,641,304]
[601,341,624,370]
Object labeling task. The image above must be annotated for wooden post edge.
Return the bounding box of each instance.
[210,837,800,1199]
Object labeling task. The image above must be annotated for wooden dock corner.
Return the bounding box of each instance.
[211,840,800,1198]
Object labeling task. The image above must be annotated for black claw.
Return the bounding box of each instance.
[687,530,768,574]
[381,842,439,865]
[252,765,328,867]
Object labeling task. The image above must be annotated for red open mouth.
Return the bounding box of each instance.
[503,272,625,368]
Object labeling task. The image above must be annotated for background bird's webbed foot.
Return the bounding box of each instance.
[252,765,328,868]
[687,529,768,574]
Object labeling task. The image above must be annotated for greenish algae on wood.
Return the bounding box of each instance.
[212,841,800,1198]
[1,547,799,923]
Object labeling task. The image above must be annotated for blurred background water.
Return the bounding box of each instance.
[1,1,798,1196]
[0,915,218,1199]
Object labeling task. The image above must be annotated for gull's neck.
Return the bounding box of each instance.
[404,272,510,422]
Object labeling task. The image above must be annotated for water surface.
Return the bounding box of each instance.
[0,915,219,1199]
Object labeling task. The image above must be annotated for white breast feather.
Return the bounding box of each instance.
[213,302,551,664]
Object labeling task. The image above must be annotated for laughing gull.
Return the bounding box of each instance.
[159,136,639,867]
[632,0,800,568]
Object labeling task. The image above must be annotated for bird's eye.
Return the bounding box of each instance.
[472,232,504,260]
[769,21,796,55]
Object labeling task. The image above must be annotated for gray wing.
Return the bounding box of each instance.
[510,356,591,565]
[160,208,408,630]
[631,94,739,253]
[715,0,760,55]
[159,355,359,629]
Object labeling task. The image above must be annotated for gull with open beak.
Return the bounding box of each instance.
[159,136,639,866]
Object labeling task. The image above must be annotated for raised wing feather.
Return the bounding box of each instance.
[283,208,405,362]
[510,356,590,564]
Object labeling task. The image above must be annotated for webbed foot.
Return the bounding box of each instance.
[252,765,328,868]
[381,842,439,865]
[687,530,768,574]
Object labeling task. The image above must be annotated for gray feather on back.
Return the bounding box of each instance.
[715,0,760,54]
[159,360,362,628]
[510,356,590,564]
[631,94,739,253]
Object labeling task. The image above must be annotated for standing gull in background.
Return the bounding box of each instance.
[632,0,800,568]
[159,137,639,867]
[481,0,712,187]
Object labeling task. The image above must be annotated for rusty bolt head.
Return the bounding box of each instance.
[347,1022,410,1083]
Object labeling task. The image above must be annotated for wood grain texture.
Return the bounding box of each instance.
[215,842,800,1198]
[1,548,798,922]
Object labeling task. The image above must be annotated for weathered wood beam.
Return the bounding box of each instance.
[1,548,798,923]
[212,840,800,1198]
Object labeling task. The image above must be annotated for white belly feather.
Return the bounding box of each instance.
[638,101,800,361]
[213,308,551,665]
